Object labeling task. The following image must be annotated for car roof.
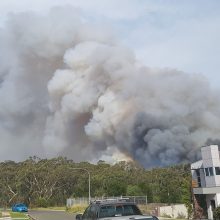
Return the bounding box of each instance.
[91,199,137,206]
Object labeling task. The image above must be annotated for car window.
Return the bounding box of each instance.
[99,205,115,218]
[99,204,142,218]
[83,205,98,220]
[124,205,142,215]
[83,206,91,219]
[17,204,25,207]
[90,205,98,220]
[115,205,123,216]
[123,205,134,215]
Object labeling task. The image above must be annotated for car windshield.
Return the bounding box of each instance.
[99,204,142,218]
[16,204,26,207]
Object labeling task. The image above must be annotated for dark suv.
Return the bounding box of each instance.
[76,199,159,220]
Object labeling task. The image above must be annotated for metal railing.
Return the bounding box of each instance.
[66,196,148,207]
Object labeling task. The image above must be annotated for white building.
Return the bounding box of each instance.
[191,145,220,219]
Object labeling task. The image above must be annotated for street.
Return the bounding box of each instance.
[28,210,75,220]
[28,210,167,220]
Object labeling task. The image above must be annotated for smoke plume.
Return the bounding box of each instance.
[1,7,220,167]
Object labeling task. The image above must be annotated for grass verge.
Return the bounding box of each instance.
[10,212,29,219]
[32,206,66,211]
[66,204,87,213]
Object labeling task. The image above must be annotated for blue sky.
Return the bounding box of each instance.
[1,0,220,88]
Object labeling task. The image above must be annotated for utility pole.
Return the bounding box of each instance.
[70,168,91,203]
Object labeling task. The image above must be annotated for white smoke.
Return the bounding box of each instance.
[1,7,220,167]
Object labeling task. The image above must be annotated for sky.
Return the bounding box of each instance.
[1,0,220,88]
[1,0,220,167]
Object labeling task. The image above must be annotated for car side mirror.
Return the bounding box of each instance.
[76,214,83,220]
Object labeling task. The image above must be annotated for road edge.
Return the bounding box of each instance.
[27,214,37,220]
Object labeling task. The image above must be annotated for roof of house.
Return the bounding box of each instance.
[191,160,203,169]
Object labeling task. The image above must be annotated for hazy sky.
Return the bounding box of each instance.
[1,0,220,88]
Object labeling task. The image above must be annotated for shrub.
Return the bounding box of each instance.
[35,197,49,208]
[184,202,193,219]
[214,207,220,220]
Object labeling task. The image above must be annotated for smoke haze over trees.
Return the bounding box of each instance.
[1,7,220,167]
[0,157,191,207]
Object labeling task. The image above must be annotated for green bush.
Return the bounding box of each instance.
[36,197,49,208]
[214,207,220,220]
[184,202,193,219]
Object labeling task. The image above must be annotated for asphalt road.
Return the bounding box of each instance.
[28,210,75,220]
[28,210,167,220]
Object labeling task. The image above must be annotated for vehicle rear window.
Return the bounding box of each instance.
[16,204,25,207]
[99,204,142,218]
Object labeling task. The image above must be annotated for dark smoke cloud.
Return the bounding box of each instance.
[206,138,220,147]
[0,7,220,167]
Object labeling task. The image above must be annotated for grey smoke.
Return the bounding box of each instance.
[206,138,220,147]
[0,7,220,167]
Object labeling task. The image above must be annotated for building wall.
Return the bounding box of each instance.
[159,204,187,218]
[191,145,220,220]
[201,145,220,187]
[191,160,206,187]
[200,168,206,187]
[216,193,220,206]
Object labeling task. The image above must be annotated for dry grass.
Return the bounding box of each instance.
[66,204,88,213]
[138,204,155,215]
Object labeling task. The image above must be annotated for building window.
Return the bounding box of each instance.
[205,167,214,176]
[211,200,216,211]
[215,167,220,175]
[205,168,209,176]
[195,169,201,187]
[209,167,214,176]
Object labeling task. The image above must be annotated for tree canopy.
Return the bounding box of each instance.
[0,157,191,207]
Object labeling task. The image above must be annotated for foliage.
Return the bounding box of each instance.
[213,207,220,220]
[35,197,49,208]
[67,204,87,213]
[0,157,191,208]
[181,179,193,218]
[126,185,142,196]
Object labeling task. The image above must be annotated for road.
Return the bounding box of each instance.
[28,210,75,220]
[28,210,167,220]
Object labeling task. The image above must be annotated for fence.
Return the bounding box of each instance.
[67,197,88,207]
[66,196,148,207]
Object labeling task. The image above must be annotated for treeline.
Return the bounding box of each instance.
[0,157,191,207]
